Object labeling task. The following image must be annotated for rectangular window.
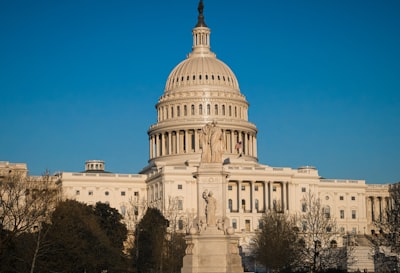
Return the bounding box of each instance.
[351,196,356,201]
[134,191,139,196]
[245,219,251,232]
[88,191,93,196]
[75,190,80,195]
[340,210,345,219]
[232,219,237,229]
[273,186,277,192]
[340,196,344,201]
[178,200,183,210]
[228,185,233,191]
[352,210,357,219]
[121,191,126,196]
[301,187,306,192]
[178,184,183,190]
[241,185,245,191]
[254,185,259,191]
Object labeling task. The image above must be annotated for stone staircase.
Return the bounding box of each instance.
[347,236,375,272]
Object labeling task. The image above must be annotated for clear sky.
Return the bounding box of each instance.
[1,0,399,184]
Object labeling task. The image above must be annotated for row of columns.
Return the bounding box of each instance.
[228,181,290,213]
[368,196,390,222]
[149,129,257,159]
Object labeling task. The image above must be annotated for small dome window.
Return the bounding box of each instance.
[217,75,220,80]
[193,75,195,80]
[187,76,189,81]
[205,74,208,80]
[212,75,214,80]
[223,76,226,81]
[176,77,179,82]
[181,76,184,81]
[199,74,202,80]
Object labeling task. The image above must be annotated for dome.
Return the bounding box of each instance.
[163,1,240,95]
[164,55,240,94]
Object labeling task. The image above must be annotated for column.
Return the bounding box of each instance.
[161,133,165,156]
[195,129,199,152]
[253,136,257,158]
[176,131,180,154]
[281,182,286,211]
[168,131,172,155]
[268,181,272,210]
[149,135,153,159]
[185,130,189,153]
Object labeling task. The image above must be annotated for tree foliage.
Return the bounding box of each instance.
[251,210,300,272]
[133,207,169,273]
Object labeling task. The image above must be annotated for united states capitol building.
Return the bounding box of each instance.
[2,1,392,259]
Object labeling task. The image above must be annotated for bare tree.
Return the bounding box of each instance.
[0,170,60,272]
[296,191,347,273]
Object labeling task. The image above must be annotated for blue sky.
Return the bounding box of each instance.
[1,0,399,184]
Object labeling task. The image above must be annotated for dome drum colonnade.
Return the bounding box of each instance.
[147,0,258,164]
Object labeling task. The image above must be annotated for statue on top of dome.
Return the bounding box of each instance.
[195,0,207,27]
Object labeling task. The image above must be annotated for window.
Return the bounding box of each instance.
[178,184,183,190]
[255,199,259,211]
[121,191,126,196]
[340,227,345,233]
[228,199,233,212]
[302,202,307,212]
[105,191,109,196]
[199,104,203,115]
[241,185,245,191]
[340,196,344,201]
[178,219,184,230]
[352,210,357,219]
[88,191,93,196]
[177,106,180,117]
[222,105,225,115]
[351,196,356,201]
[232,219,237,229]
[214,104,218,115]
[207,104,210,115]
[228,185,233,190]
[330,240,338,248]
[184,105,187,116]
[324,206,331,219]
[120,205,126,216]
[241,199,246,210]
[255,185,259,191]
[134,191,139,196]
[178,200,183,210]
[340,210,345,219]
[245,219,251,232]
[191,104,195,115]
[273,186,276,192]
[75,190,80,195]
[301,187,306,192]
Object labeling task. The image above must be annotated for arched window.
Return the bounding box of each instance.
[232,219,237,229]
[241,199,246,211]
[228,199,233,212]
[222,105,225,115]
[207,104,210,115]
[177,106,180,117]
[199,104,203,115]
[214,104,218,115]
[324,206,331,219]
[184,105,187,116]
[191,104,195,115]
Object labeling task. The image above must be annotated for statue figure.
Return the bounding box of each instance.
[210,122,225,163]
[200,122,225,163]
[202,190,217,226]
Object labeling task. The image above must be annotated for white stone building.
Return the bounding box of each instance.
[11,1,391,254]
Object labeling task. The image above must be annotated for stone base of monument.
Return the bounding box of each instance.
[181,226,248,273]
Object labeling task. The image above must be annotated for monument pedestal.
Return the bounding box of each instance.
[181,227,244,273]
[181,162,247,273]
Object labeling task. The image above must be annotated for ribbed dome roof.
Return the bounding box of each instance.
[164,0,240,95]
[164,56,240,93]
